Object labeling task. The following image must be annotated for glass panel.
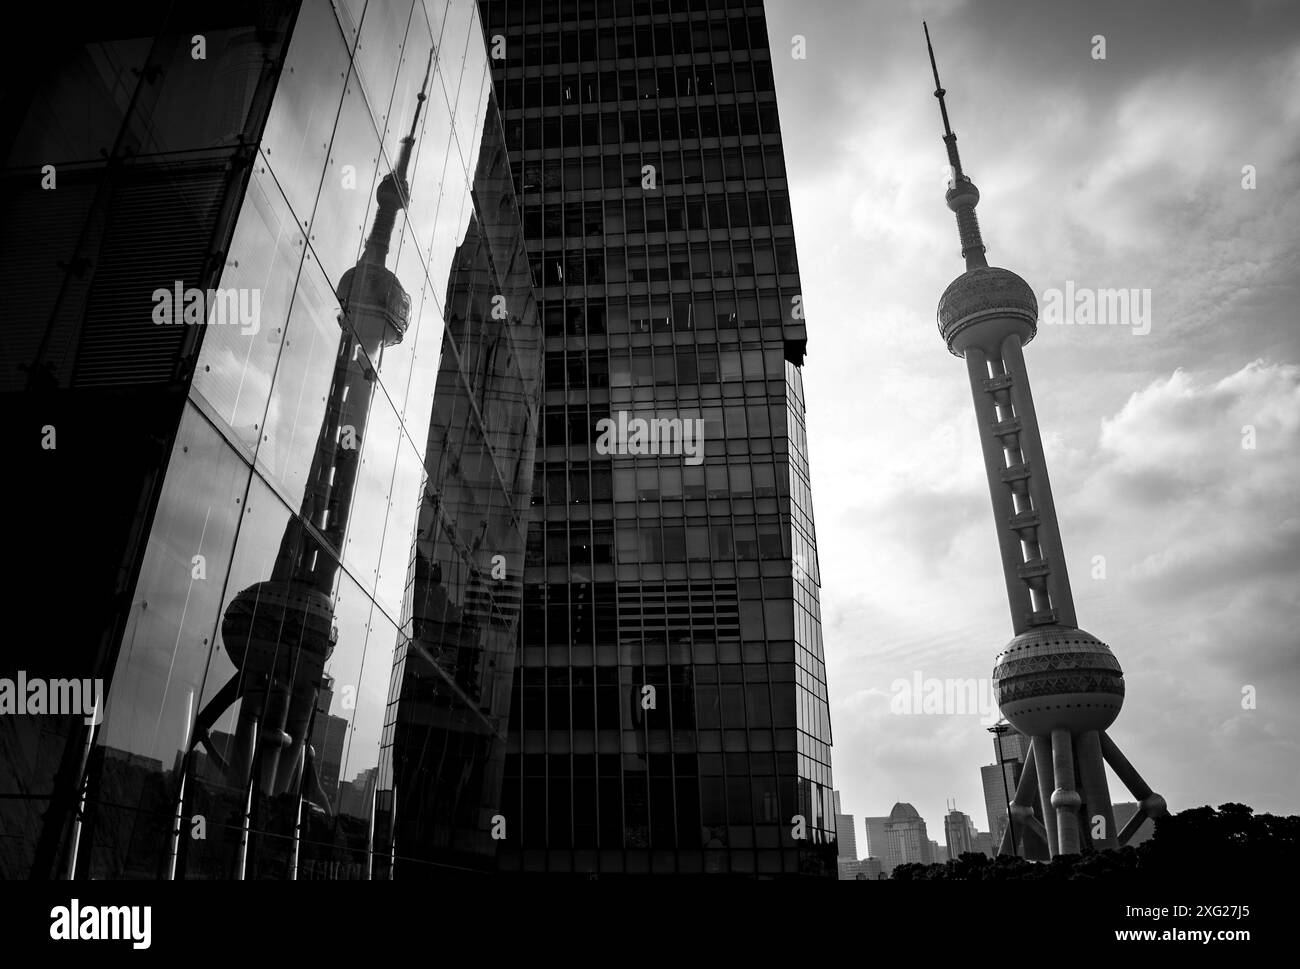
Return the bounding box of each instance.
[260,0,349,223]
[87,404,248,877]
[191,162,305,457]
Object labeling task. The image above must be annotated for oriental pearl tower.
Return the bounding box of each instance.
[923,25,1166,857]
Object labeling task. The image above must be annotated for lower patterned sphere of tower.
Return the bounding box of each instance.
[936,266,1038,357]
[991,625,1125,736]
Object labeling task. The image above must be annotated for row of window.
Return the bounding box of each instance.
[534,460,781,503]
[537,400,779,450]
[539,292,794,336]
[508,747,797,775]
[533,240,797,289]
[496,777,804,850]
[526,518,786,566]
[486,10,768,62]
[510,678,797,731]
[498,60,774,111]
[545,346,784,391]
[508,101,781,154]
[524,181,789,233]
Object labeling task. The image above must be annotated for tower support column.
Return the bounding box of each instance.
[999,336,1076,628]
[1050,727,1081,855]
[965,348,1035,630]
[1032,736,1058,857]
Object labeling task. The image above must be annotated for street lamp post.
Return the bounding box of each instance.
[988,720,1017,857]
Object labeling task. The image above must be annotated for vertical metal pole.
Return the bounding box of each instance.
[167,689,195,880]
[388,784,397,880]
[63,691,101,879]
[236,717,258,880]
[289,794,303,881]
[365,785,376,881]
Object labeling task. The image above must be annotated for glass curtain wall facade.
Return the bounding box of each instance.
[480,0,835,876]
[0,0,533,880]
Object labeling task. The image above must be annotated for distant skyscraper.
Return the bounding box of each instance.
[971,831,995,858]
[982,720,1041,857]
[862,815,891,870]
[924,24,1166,859]
[833,790,857,860]
[858,856,884,880]
[883,802,932,870]
[944,804,977,858]
[480,0,834,876]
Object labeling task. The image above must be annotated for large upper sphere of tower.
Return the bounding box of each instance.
[992,625,1125,736]
[937,266,1038,357]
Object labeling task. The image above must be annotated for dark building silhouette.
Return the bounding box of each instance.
[478,0,835,876]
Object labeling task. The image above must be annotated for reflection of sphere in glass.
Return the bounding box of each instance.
[338,262,409,350]
[221,580,336,685]
[992,625,1124,737]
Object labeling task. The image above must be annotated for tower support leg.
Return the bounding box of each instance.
[1050,728,1081,855]
[1100,732,1167,845]
[1076,729,1116,849]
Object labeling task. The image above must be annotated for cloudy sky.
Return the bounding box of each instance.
[764,0,1300,847]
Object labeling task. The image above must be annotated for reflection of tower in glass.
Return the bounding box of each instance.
[380,95,541,873]
[191,57,435,807]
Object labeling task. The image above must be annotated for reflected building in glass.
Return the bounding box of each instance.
[381,91,542,874]
[0,0,537,879]
[479,0,835,876]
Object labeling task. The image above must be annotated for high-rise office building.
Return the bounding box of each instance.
[479,0,833,876]
[971,831,995,858]
[858,856,884,880]
[883,802,931,870]
[982,719,1045,858]
[0,0,536,880]
[943,805,976,858]
[862,815,890,870]
[833,790,857,861]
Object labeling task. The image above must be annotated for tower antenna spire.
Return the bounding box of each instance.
[923,20,963,180]
[923,22,986,268]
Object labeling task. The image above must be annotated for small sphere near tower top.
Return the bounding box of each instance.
[945,175,980,213]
